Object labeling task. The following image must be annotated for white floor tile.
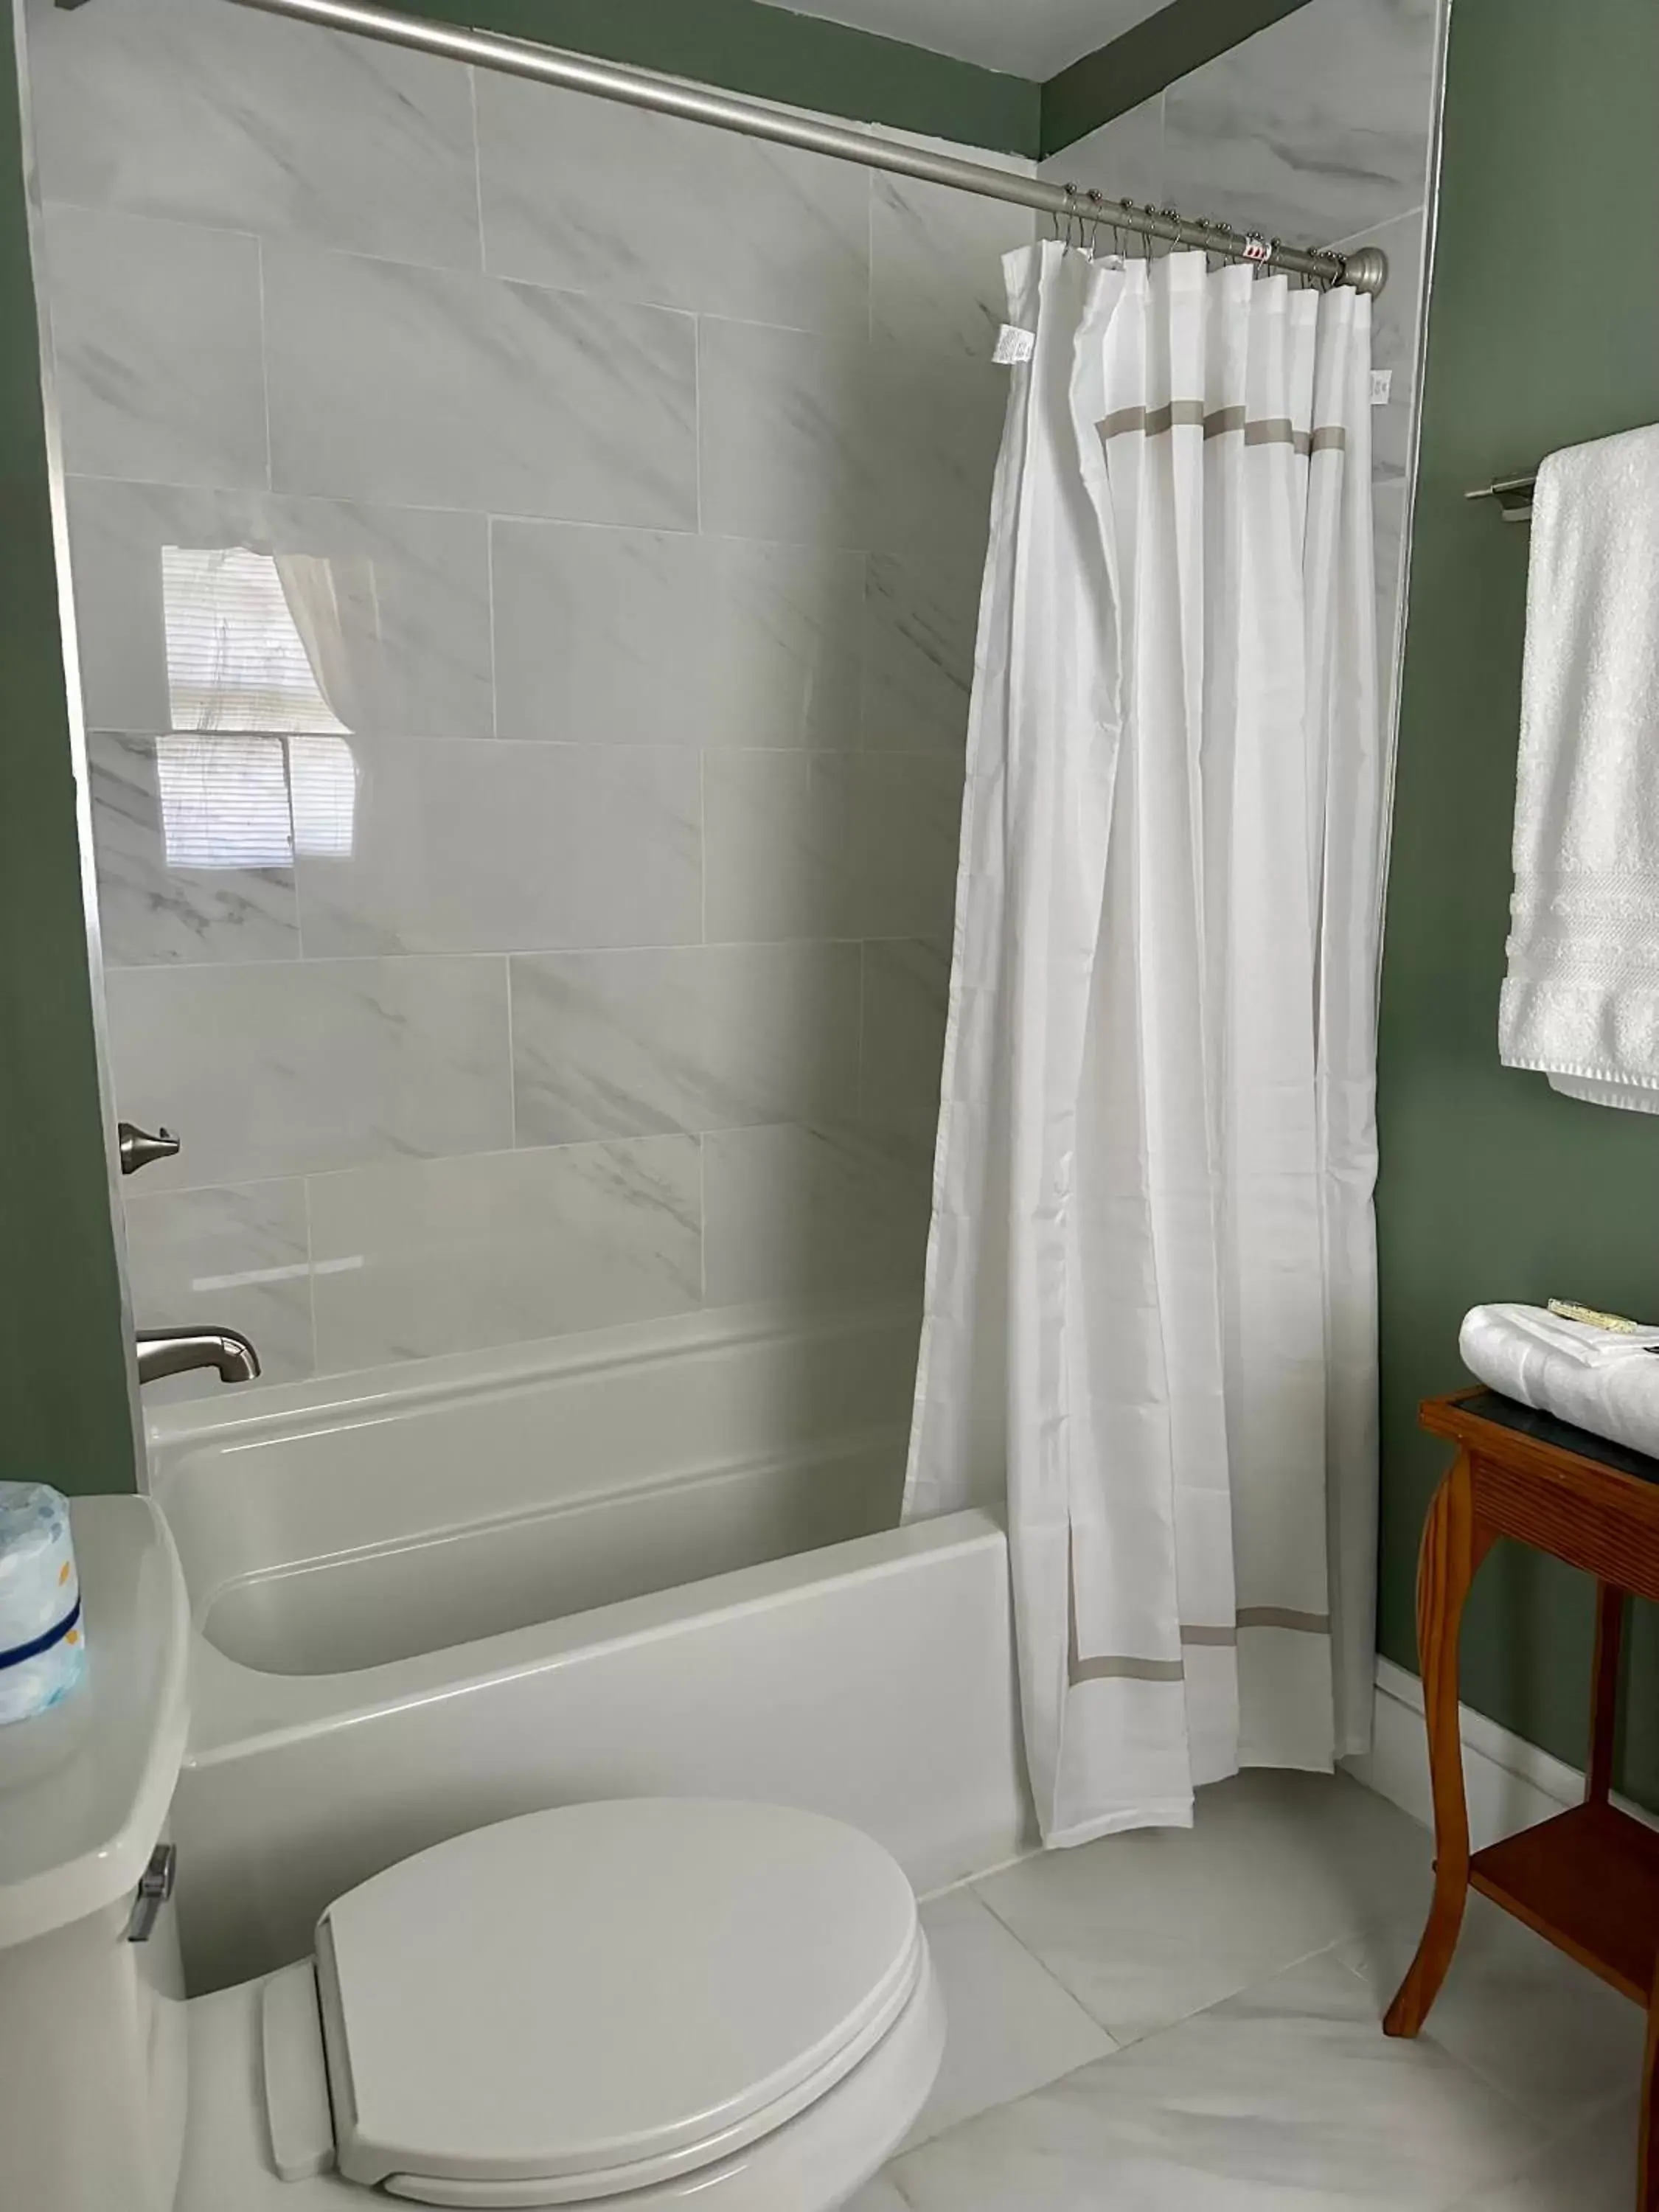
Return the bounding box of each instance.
[908,1887,1115,2149]
[1341,1891,1646,2137]
[973,1770,1433,2047]
[1444,2096,1639,2211]
[889,1949,1543,2212]
[842,2181,911,2212]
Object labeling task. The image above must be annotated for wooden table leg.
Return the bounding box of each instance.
[1587,1582,1624,1806]
[1385,1448,1492,2039]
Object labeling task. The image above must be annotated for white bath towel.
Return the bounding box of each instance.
[1498,422,1659,1111]
[1460,1302,1659,1458]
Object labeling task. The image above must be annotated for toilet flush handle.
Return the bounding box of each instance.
[127,1843,177,1942]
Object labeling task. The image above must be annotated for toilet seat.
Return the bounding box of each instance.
[305,1799,928,2208]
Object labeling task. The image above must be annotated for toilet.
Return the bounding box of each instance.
[0,1498,944,2212]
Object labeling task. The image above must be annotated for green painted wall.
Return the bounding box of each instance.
[1040,0,1307,159]
[1,9,137,1495]
[1377,0,1659,1797]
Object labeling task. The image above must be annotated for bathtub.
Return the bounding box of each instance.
[147,1299,1032,1992]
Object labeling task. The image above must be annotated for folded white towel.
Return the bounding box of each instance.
[1498,422,1659,1112]
[1460,1303,1659,1458]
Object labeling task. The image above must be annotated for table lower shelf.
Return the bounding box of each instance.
[1470,1798,1659,2004]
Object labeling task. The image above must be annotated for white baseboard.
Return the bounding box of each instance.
[1344,1655,1658,1849]
[1344,1657,1577,1848]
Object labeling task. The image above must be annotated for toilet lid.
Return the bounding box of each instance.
[314,1798,922,2202]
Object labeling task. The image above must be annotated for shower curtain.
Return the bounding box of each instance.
[902,240,1383,1847]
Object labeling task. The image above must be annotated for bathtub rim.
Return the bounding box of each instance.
[144,1293,921,1475]
[182,1506,1010,1770]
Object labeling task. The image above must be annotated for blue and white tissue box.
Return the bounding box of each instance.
[0,1483,86,1727]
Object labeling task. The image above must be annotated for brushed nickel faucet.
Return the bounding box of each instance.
[134,1328,262,1388]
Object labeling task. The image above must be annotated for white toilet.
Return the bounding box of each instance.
[0,1497,944,2212]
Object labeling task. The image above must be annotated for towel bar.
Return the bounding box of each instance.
[1464,473,1536,523]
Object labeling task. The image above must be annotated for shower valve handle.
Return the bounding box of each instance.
[118,1121,181,1176]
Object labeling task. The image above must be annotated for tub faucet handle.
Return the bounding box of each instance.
[118,1121,181,1175]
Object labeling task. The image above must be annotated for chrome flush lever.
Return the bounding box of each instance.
[118,1121,181,1176]
[128,1843,176,1942]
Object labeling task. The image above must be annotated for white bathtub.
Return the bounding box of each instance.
[147,1301,1032,1991]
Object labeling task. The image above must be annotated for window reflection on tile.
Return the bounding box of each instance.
[63,479,495,740]
[89,731,300,967]
[135,540,363,874]
[161,543,346,734]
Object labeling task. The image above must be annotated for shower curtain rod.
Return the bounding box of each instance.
[197,0,1387,296]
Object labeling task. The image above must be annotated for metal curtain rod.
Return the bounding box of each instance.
[209,0,1386,295]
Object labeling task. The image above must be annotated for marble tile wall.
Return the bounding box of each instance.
[1042,0,1443,725]
[22,0,1029,1396]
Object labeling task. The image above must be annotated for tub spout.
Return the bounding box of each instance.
[135,1326,262,1388]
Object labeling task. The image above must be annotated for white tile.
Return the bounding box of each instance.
[890,1949,1541,2212]
[908,1887,1113,2149]
[864,346,1006,568]
[263,244,698,526]
[295,739,701,956]
[1340,1891,1646,2138]
[848,753,964,944]
[699,319,872,552]
[1341,205,1428,481]
[702,1119,931,1307]
[491,522,863,748]
[861,939,950,1134]
[862,552,981,754]
[697,322,1003,563]
[122,1178,313,1401]
[702,751,961,946]
[43,206,266,489]
[870,173,1034,359]
[25,0,480,267]
[1160,0,1439,248]
[478,75,869,333]
[510,942,863,1144]
[89,731,299,967]
[842,2181,910,2212]
[703,750,851,943]
[102,956,512,1186]
[1445,2098,1638,2211]
[308,1138,700,1368]
[1037,95,1165,211]
[973,1770,1433,2047]
[64,479,493,739]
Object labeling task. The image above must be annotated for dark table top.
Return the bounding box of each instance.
[1460,1387,1659,1489]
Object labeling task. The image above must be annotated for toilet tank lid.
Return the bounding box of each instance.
[316,1798,922,2195]
[0,1497,190,1950]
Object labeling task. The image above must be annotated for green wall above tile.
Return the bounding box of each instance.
[1040,0,1308,159]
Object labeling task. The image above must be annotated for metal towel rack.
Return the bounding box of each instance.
[1464,473,1537,524]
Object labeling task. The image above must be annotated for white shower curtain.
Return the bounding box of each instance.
[902,241,1383,1848]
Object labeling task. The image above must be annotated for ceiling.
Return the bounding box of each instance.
[754,0,1169,80]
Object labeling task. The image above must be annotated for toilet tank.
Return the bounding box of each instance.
[0,1496,192,2212]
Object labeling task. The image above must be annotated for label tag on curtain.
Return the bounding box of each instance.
[1370,369,1394,405]
[993,324,1037,366]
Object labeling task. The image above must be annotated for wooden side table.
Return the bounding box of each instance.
[1384,1388,1659,2209]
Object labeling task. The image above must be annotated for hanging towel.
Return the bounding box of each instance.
[1498,423,1659,1111]
[1460,1303,1659,1460]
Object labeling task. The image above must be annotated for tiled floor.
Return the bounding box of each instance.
[852,1771,1645,2211]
